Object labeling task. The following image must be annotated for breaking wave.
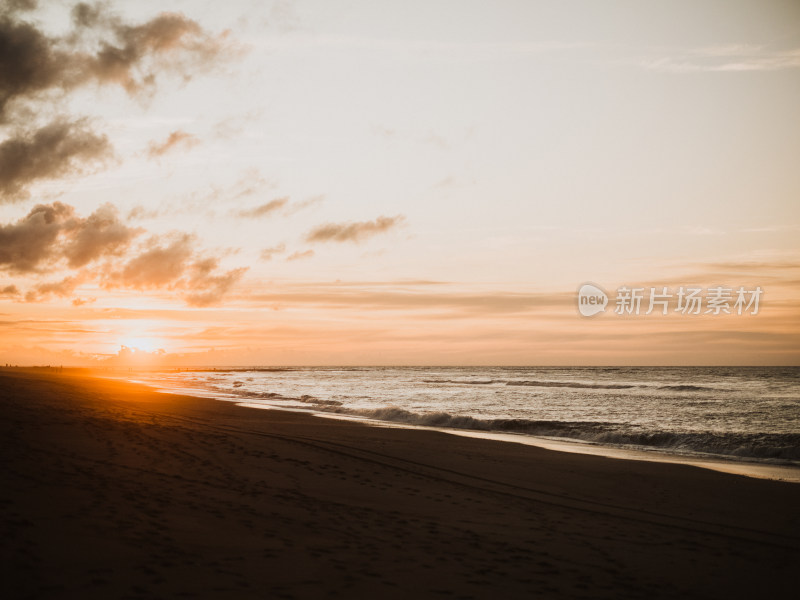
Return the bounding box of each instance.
[240,393,799,461]
[336,407,800,461]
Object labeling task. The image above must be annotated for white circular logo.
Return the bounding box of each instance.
[577,283,608,317]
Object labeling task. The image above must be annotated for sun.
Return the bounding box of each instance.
[119,337,165,353]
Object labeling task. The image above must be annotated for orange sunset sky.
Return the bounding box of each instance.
[1,0,798,366]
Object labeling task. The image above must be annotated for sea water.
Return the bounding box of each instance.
[138,366,800,467]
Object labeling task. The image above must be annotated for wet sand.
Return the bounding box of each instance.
[1,369,798,599]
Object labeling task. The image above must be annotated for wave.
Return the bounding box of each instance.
[657,384,713,391]
[421,379,715,392]
[421,379,501,385]
[231,389,345,407]
[505,380,637,390]
[283,401,800,461]
[422,378,638,389]
[201,376,795,462]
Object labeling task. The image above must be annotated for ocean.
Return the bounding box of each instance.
[137,366,800,467]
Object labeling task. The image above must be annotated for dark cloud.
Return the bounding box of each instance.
[0,3,232,120]
[236,197,289,218]
[0,3,245,307]
[1,284,20,296]
[0,201,139,273]
[0,2,234,201]
[0,119,112,202]
[0,201,75,272]
[146,129,199,158]
[305,215,405,243]
[0,12,76,121]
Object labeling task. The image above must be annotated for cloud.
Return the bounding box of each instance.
[0,2,233,120]
[260,243,285,260]
[127,204,160,220]
[0,201,139,273]
[0,4,246,308]
[0,11,75,122]
[0,207,246,306]
[1,0,37,15]
[243,284,573,316]
[286,194,324,215]
[235,194,322,219]
[25,274,84,302]
[108,232,195,289]
[102,232,247,306]
[63,203,142,268]
[0,2,235,201]
[0,201,74,272]
[236,197,289,218]
[433,176,455,189]
[286,249,314,261]
[638,46,800,73]
[80,9,232,96]
[305,215,405,243]
[183,257,247,307]
[0,119,112,202]
[146,129,199,158]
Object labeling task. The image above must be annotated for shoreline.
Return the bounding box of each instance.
[120,372,800,484]
[244,405,800,484]
[2,369,799,598]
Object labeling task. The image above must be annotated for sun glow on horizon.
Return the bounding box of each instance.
[0,0,798,366]
[119,339,166,354]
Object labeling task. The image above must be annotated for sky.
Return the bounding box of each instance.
[0,0,798,366]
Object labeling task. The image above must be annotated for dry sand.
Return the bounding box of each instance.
[1,369,798,599]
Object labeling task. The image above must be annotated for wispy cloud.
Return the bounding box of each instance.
[254,34,586,59]
[235,194,323,219]
[286,249,314,261]
[306,215,405,243]
[146,129,200,158]
[236,197,289,218]
[25,274,85,303]
[260,244,285,261]
[638,45,800,73]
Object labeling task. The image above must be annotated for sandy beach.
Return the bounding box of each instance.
[1,369,798,599]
